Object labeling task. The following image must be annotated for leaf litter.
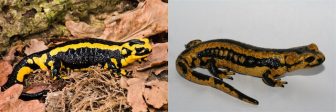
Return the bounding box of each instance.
[65,0,168,41]
[0,84,45,112]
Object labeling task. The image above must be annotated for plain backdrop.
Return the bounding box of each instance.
[169,0,336,112]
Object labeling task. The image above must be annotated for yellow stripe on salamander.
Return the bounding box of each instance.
[111,58,119,68]
[120,69,127,75]
[48,61,54,67]
[17,66,33,82]
[32,54,48,71]
[27,59,34,64]
[121,59,128,67]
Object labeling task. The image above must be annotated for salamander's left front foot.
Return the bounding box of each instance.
[263,78,288,87]
[262,71,288,87]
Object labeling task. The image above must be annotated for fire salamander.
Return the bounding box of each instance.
[176,39,325,105]
[2,38,152,99]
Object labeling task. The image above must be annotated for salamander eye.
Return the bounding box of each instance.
[135,47,150,55]
[305,56,315,63]
[136,47,145,52]
[129,39,145,46]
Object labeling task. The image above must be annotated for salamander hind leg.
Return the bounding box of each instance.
[262,70,288,87]
[208,59,235,80]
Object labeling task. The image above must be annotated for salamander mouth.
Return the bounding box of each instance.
[307,64,319,67]
[309,58,324,67]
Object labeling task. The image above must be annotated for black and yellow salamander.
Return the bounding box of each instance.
[176,39,325,105]
[2,38,152,99]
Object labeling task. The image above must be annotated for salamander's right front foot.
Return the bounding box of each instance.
[275,80,288,87]
[262,71,288,87]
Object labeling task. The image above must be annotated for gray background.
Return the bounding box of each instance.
[169,0,336,111]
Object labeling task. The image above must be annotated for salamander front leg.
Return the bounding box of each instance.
[50,60,62,80]
[118,69,132,76]
[105,61,131,77]
[208,59,235,80]
[262,70,288,87]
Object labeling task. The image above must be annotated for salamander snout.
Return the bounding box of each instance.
[307,53,325,67]
[304,44,325,67]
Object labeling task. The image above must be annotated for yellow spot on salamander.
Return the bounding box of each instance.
[239,57,245,63]
[17,67,33,82]
[61,63,65,69]
[122,49,127,55]
[27,59,34,64]
[104,63,108,69]
[120,69,127,75]
[48,61,54,67]
[111,58,118,68]
[32,54,48,71]
[121,59,128,67]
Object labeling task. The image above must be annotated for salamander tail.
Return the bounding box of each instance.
[176,57,259,105]
[191,71,259,105]
[19,90,49,100]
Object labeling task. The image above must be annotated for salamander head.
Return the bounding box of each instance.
[185,39,202,49]
[122,38,152,65]
[285,43,325,71]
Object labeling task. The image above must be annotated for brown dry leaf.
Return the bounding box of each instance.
[45,91,65,112]
[119,76,128,89]
[3,45,24,62]
[25,84,49,94]
[100,0,168,41]
[0,60,13,86]
[133,71,151,80]
[65,20,105,38]
[143,79,168,109]
[138,43,168,71]
[123,62,150,79]
[153,66,168,75]
[24,39,48,55]
[126,78,147,112]
[0,84,45,112]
